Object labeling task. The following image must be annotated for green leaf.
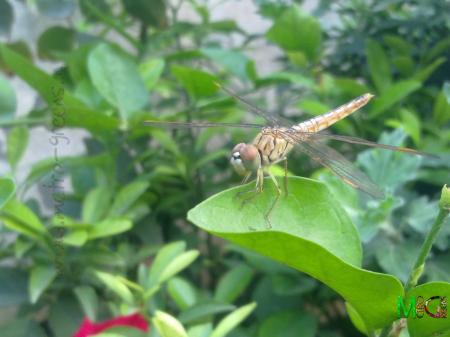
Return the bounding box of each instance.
[210,302,256,337]
[412,57,445,82]
[0,0,13,36]
[0,176,15,209]
[179,301,235,325]
[187,323,213,337]
[214,264,253,303]
[258,310,317,337]
[94,270,134,303]
[188,177,404,331]
[159,250,199,283]
[88,218,133,239]
[74,286,98,321]
[35,0,75,18]
[433,89,450,124]
[62,229,88,246]
[406,282,450,337]
[366,39,392,92]
[0,73,16,120]
[0,44,119,133]
[369,80,421,118]
[171,65,219,100]
[37,26,75,60]
[48,294,83,337]
[0,318,47,337]
[122,0,168,28]
[266,6,322,62]
[167,277,197,310]
[82,186,112,223]
[0,199,47,240]
[108,180,149,217]
[346,302,368,335]
[87,43,149,119]
[152,311,188,337]
[7,126,29,171]
[139,58,165,90]
[201,48,253,81]
[0,268,28,307]
[444,81,450,103]
[147,241,186,287]
[29,265,58,303]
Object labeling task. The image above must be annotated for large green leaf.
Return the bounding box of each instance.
[122,0,167,28]
[266,6,322,62]
[88,43,149,120]
[188,177,404,331]
[37,26,75,60]
[0,44,118,133]
[406,282,450,337]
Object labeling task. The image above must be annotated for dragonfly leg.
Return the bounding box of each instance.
[264,171,282,229]
[236,168,264,206]
[241,171,252,185]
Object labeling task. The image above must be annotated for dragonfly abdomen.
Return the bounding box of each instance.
[293,93,374,133]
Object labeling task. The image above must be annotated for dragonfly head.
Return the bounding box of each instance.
[230,143,260,175]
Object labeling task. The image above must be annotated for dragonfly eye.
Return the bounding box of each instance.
[232,152,241,160]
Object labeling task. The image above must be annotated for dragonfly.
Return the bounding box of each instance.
[144,84,434,227]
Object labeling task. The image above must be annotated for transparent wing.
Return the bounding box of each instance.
[143,120,264,129]
[308,133,437,158]
[280,130,385,198]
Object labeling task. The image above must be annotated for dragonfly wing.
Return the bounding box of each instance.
[308,133,437,158]
[280,130,385,198]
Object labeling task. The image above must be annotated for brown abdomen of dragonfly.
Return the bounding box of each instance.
[253,132,293,166]
[293,93,374,133]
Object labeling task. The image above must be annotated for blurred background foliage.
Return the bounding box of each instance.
[0,0,449,336]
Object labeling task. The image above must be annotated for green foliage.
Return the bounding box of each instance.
[0,1,448,337]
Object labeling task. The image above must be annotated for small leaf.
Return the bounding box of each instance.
[94,270,133,303]
[29,265,58,303]
[38,26,75,60]
[214,264,253,303]
[167,277,197,310]
[159,250,199,283]
[147,241,186,288]
[179,301,235,325]
[369,80,421,118]
[74,286,98,321]
[210,302,256,337]
[366,39,392,92]
[0,176,15,209]
[108,180,149,217]
[259,310,317,337]
[139,58,165,90]
[88,43,149,119]
[0,0,13,36]
[266,6,321,62]
[0,73,16,120]
[152,311,188,337]
[201,48,253,81]
[7,126,29,171]
[88,218,132,239]
[35,0,76,18]
[171,65,219,100]
[412,57,445,82]
[82,186,112,223]
[122,0,168,28]
[62,229,88,246]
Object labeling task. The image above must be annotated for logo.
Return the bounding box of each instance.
[397,296,447,319]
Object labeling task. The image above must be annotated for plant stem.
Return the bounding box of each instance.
[378,185,449,337]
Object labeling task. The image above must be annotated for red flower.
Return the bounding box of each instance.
[73,313,149,337]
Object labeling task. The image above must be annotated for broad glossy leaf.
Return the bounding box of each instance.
[0,73,16,120]
[0,176,15,209]
[366,39,391,92]
[36,0,75,18]
[214,264,253,303]
[0,0,13,36]
[406,282,450,337]
[88,43,149,119]
[369,80,421,118]
[153,311,188,337]
[210,302,256,337]
[171,65,219,100]
[0,44,118,133]
[38,26,75,60]
[6,126,28,171]
[266,6,321,62]
[188,177,404,331]
[29,265,58,303]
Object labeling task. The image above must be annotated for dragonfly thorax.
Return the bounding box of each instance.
[230,143,260,176]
